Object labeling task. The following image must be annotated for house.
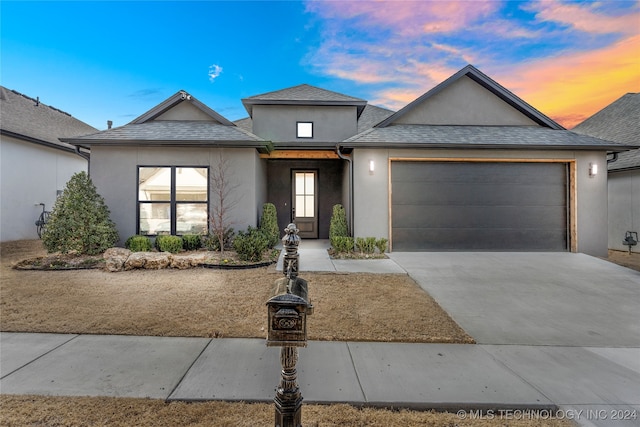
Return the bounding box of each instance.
[572,93,640,253]
[62,65,634,257]
[0,86,96,242]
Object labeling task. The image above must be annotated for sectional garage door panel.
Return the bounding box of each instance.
[391,162,568,251]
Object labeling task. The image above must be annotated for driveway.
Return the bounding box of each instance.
[389,252,640,347]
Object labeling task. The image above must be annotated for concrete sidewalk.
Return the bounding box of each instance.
[1,332,638,426]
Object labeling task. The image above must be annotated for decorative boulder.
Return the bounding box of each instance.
[142,252,172,269]
[103,247,131,272]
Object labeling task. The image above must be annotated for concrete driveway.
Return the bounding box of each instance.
[388,252,640,347]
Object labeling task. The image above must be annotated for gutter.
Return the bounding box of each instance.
[607,152,619,164]
[335,144,354,237]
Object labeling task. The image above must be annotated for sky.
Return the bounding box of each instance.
[1,0,639,131]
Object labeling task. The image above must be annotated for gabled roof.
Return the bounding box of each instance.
[572,93,639,171]
[130,90,236,125]
[62,90,265,148]
[241,84,367,118]
[0,86,97,153]
[375,64,563,130]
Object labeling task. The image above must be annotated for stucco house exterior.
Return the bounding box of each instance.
[572,93,640,253]
[0,86,96,242]
[63,65,633,257]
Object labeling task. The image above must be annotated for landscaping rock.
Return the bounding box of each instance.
[103,248,131,272]
[124,252,148,270]
[171,253,209,269]
[143,252,172,269]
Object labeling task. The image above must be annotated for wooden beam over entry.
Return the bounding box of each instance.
[260,150,341,159]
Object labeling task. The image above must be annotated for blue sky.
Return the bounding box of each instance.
[2,1,638,130]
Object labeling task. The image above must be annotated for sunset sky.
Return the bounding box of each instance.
[2,1,638,130]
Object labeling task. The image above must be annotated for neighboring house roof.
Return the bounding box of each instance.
[572,93,640,171]
[241,84,368,118]
[376,64,564,130]
[233,104,395,135]
[343,125,633,151]
[0,86,97,154]
[62,90,265,148]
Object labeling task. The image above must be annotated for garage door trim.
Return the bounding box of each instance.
[388,158,577,252]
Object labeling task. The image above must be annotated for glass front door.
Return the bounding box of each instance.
[293,170,318,238]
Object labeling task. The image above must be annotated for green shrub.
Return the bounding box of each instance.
[233,226,269,262]
[375,238,389,254]
[356,237,376,254]
[203,228,234,251]
[331,236,354,253]
[125,235,152,252]
[329,204,349,240]
[259,203,280,248]
[42,172,119,255]
[182,234,202,251]
[155,235,183,253]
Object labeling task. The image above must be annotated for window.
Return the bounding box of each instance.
[138,167,208,235]
[297,121,313,138]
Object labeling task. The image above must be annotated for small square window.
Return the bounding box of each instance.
[297,122,313,138]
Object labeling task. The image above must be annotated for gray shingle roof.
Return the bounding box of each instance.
[61,121,265,146]
[241,84,367,118]
[0,86,97,152]
[343,124,633,150]
[572,93,640,171]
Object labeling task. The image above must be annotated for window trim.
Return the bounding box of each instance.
[137,165,209,236]
[296,121,314,139]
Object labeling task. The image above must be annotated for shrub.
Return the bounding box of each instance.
[331,236,354,253]
[260,203,280,248]
[329,204,349,240]
[125,235,152,252]
[182,234,202,251]
[375,238,389,254]
[233,226,269,262]
[42,172,119,255]
[356,237,376,254]
[155,235,183,254]
[203,228,234,251]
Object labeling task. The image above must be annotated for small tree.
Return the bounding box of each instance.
[209,150,241,256]
[42,171,119,255]
[329,204,349,240]
[260,203,280,248]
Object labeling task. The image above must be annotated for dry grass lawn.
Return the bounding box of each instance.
[0,395,574,427]
[0,240,472,343]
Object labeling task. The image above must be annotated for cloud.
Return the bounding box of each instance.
[208,64,223,82]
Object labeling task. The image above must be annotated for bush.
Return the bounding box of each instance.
[356,237,376,254]
[233,226,269,262]
[182,234,202,251]
[155,235,183,254]
[329,204,349,240]
[260,203,280,248]
[203,228,234,251]
[125,235,152,252]
[375,238,389,254]
[42,172,119,255]
[331,236,354,253]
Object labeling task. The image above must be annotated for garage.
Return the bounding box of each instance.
[391,161,569,251]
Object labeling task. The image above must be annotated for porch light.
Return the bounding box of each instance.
[369,160,375,174]
[589,163,598,177]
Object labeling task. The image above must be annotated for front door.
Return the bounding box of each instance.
[292,170,318,238]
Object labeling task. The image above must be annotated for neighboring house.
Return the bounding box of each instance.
[0,86,96,242]
[572,93,640,253]
[62,65,633,257]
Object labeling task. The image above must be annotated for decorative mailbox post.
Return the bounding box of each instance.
[266,223,313,427]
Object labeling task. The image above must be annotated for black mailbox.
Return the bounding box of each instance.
[266,277,313,347]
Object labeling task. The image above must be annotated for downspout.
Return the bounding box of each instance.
[607,152,619,164]
[75,146,91,174]
[335,144,354,237]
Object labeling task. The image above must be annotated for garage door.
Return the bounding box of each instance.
[391,161,568,251]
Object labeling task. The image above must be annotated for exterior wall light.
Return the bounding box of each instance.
[369,160,375,174]
[589,163,598,177]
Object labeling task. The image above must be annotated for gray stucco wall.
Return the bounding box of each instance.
[1,135,88,241]
[352,148,609,257]
[90,146,261,245]
[395,76,539,126]
[251,105,358,142]
[608,170,640,253]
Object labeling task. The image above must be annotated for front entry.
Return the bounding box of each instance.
[292,170,318,238]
